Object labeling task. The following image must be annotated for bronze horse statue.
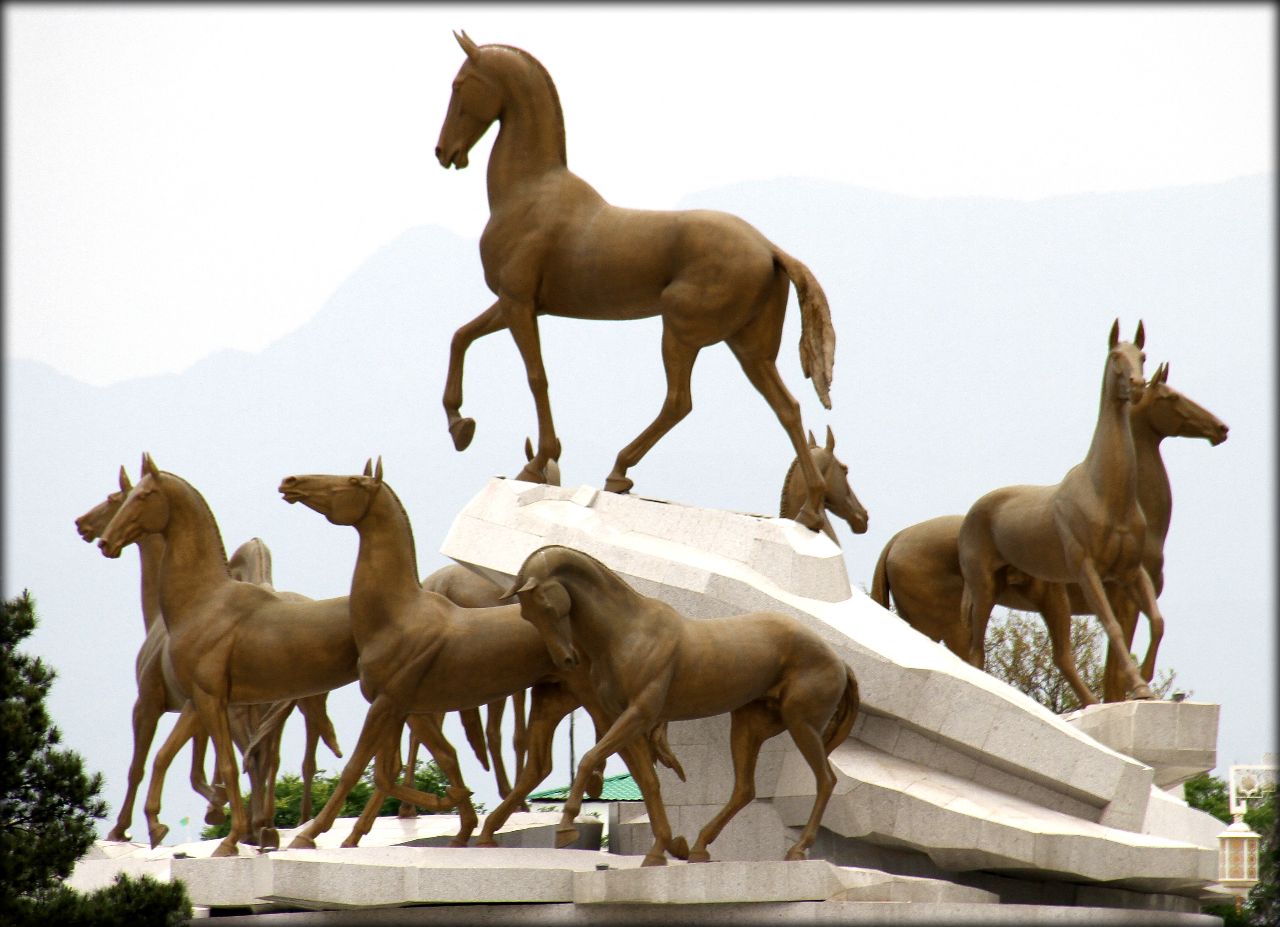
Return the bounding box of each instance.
[871,363,1226,703]
[436,34,837,532]
[957,321,1163,702]
[507,545,860,865]
[75,468,342,847]
[781,427,868,543]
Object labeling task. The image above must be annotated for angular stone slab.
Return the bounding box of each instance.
[1064,701,1219,789]
[440,479,1218,894]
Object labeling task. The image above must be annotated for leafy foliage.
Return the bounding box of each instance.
[984,610,1178,713]
[5,873,192,927]
[1,591,107,909]
[201,758,455,839]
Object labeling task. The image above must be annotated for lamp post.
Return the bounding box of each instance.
[1217,816,1261,914]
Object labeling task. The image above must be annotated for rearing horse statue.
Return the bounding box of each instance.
[436,33,837,532]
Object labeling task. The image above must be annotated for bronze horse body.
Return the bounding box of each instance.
[436,34,837,532]
[508,545,860,865]
[97,455,362,857]
[75,469,342,847]
[871,364,1226,703]
[957,321,1163,702]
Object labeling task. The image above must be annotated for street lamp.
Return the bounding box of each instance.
[1217,816,1261,913]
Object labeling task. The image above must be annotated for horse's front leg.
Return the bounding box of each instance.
[505,300,561,484]
[1128,567,1165,685]
[443,301,508,452]
[191,689,247,858]
[1075,558,1154,700]
[606,328,700,494]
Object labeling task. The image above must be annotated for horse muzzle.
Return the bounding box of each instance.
[435,145,469,170]
[75,519,97,543]
[98,536,124,559]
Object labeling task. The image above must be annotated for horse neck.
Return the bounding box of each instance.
[780,451,833,535]
[1084,367,1138,509]
[156,477,232,621]
[350,486,421,631]
[486,57,568,208]
[1129,410,1173,542]
[555,552,640,652]
[137,533,166,631]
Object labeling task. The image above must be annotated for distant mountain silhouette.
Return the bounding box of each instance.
[6,173,1271,839]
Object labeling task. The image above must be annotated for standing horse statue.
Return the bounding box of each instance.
[957,321,1162,701]
[278,460,684,858]
[97,454,365,857]
[872,363,1226,704]
[506,545,860,865]
[780,426,868,543]
[436,34,837,532]
[75,468,343,847]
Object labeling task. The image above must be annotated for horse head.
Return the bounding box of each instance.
[504,551,579,672]
[436,32,505,171]
[1134,362,1229,446]
[1106,318,1148,404]
[75,465,133,542]
[279,457,384,526]
[810,426,868,538]
[99,453,169,559]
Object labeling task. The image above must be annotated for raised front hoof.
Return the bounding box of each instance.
[603,474,633,495]
[554,825,580,849]
[449,417,476,452]
[687,849,711,864]
[287,834,317,851]
[211,840,240,858]
[784,846,808,862]
[105,826,130,843]
[397,805,419,819]
[204,805,227,826]
[148,824,169,849]
[258,828,280,851]
[641,852,668,867]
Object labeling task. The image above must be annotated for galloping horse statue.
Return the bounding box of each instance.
[436,33,837,533]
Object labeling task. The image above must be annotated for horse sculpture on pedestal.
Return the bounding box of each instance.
[872,363,1226,703]
[957,321,1163,702]
[436,33,837,532]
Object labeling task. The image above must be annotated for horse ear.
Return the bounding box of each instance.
[1134,320,1145,349]
[455,30,480,61]
[807,429,816,447]
[524,437,534,462]
[363,458,373,477]
[142,452,159,478]
[1158,361,1169,383]
[825,425,835,452]
[502,577,538,600]
[118,465,133,493]
[374,456,383,483]
[1108,319,1120,348]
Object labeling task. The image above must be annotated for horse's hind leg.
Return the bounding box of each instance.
[726,342,825,532]
[397,733,421,818]
[403,712,477,846]
[781,715,838,862]
[688,703,781,863]
[605,328,700,493]
[503,302,563,484]
[484,698,515,800]
[142,702,205,847]
[443,301,508,452]
[1038,581,1099,707]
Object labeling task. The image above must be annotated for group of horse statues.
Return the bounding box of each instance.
[79,35,1226,864]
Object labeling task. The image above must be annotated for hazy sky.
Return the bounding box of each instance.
[6,4,1273,386]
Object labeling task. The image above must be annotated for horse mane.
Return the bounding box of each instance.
[780,447,828,519]
[483,43,567,164]
[521,544,635,600]
[377,480,420,585]
[158,470,230,573]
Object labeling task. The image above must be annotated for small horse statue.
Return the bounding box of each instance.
[957,321,1162,701]
[780,427,868,543]
[75,468,343,847]
[506,545,860,865]
[872,362,1226,704]
[436,34,837,533]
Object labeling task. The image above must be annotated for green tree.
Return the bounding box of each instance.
[1,591,191,925]
[984,610,1178,713]
[202,757,456,839]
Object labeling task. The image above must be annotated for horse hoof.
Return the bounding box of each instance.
[604,475,633,494]
[474,836,499,848]
[784,847,808,862]
[795,504,824,533]
[204,805,226,826]
[687,849,711,864]
[106,826,129,843]
[258,828,280,851]
[449,417,476,451]
[212,841,239,858]
[1129,686,1155,700]
[641,853,668,867]
[398,806,419,819]
[148,824,169,848]
[288,835,317,850]
[668,836,690,860]
[340,835,361,849]
[449,836,470,848]
[555,825,580,849]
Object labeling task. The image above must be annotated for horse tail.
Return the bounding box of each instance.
[774,248,835,410]
[870,535,893,608]
[823,665,860,755]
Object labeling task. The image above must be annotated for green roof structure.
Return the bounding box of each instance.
[527,772,642,802]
